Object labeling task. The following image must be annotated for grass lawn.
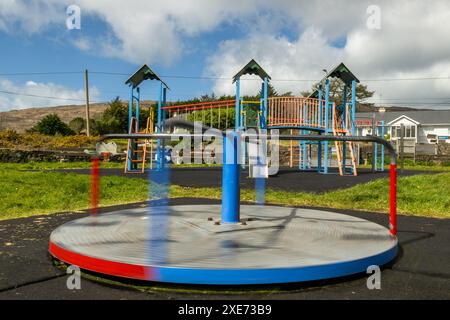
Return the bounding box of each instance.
[1,163,449,220]
[0,161,123,170]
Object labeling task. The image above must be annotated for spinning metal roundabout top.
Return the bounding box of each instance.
[49,204,397,285]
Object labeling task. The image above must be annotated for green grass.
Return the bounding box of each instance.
[0,161,123,170]
[358,164,450,172]
[1,165,449,220]
[0,168,148,220]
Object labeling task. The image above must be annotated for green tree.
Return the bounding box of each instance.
[69,117,85,134]
[30,114,75,136]
[258,83,278,97]
[187,108,235,130]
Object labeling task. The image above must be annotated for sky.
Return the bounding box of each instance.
[1,0,450,111]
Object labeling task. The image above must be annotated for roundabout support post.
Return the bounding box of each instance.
[221,131,240,223]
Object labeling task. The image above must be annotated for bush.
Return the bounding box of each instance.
[0,130,97,150]
[30,114,75,136]
[0,129,22,148]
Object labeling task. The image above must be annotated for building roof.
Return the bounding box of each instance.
[356,110,450,125]
[232,59,271,83]
[125,64,169,89]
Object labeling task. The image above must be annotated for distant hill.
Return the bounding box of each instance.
[0,101,155,132]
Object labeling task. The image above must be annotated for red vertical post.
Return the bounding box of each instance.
[389,163,397,237]
[91,157,100,215]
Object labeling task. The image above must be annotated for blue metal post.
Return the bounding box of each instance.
[161,87,167,168]
[157,82,163,171]
[351,80,356,135]
[374,125,379,171]
[342,84,348,174]
[235,78,240,130]
[318,84,323,172]
[136,87,140,132]
[262,77,268,129]
[128,85,133,133]
[221,131,240,223]
[323,79,330,174]
[127,85,134,171]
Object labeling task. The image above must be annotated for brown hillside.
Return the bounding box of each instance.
[0,101,155,132]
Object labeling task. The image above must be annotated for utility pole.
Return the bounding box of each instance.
[84,69,90,136]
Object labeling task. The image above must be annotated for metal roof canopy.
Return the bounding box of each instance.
[232,59,271,83]
[324,62,360,85]
[125,64,169,89]
[308,62,360,98]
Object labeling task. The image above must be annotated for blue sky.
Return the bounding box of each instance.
[1,0,450,110]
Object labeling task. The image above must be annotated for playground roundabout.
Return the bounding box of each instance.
[49,204,397,285]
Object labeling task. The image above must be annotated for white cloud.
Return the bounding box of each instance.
[0,0,63,33]
[0,78,100,111]
[205,0,450,109]
[2,1,450,109]
[206,28,343,96]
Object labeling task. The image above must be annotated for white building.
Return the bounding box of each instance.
[356,110,450,144]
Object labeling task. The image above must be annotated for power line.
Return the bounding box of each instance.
[0,89,103,103]
[0,71,83,76]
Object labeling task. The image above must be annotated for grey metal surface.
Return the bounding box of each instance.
[50,205,397,269]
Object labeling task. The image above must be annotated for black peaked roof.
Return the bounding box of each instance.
[325,62,360,85]
[308,62,359,98]
[232,59,271,83]
[125,64,169,89]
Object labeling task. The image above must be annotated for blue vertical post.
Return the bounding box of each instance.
[235,78,240,130]
[156,82,163,171]
[136,87,140,132]
[323,79,330,174]
[240,98,246,169]
[221,131,240,223]
[128,85,133,133]
[262,77,268,129]
[374,125,379,171]
[351,80,356,135]
[342,84,348,174]
[318,84,323,172]
[161,87,167,168]
[127,85,134,171]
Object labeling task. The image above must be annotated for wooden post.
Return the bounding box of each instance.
[85,69,90,137]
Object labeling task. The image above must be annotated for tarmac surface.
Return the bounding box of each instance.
[0,167,449,299]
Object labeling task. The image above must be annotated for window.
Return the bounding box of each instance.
[391,125,416,139]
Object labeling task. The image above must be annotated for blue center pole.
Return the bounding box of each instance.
[221,131,240,224]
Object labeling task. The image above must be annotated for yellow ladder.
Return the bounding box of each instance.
[332,105,357,176]
[124,110,154,173]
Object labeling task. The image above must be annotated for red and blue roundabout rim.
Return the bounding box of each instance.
[49,240,398,285]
